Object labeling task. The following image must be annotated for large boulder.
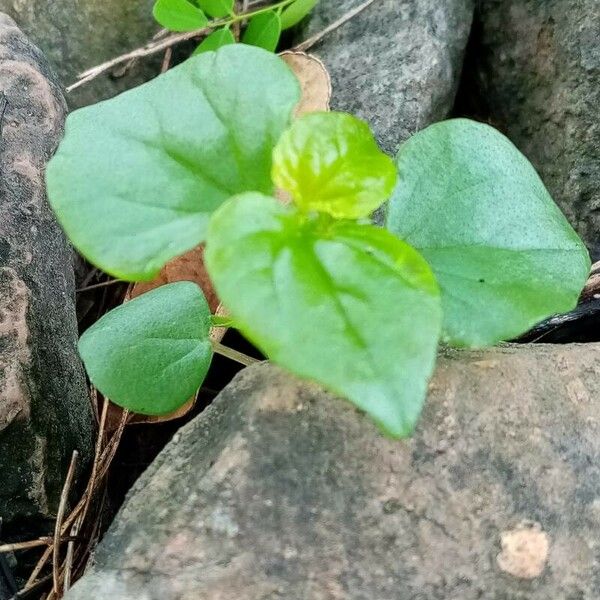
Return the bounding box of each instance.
[68,344,600,599]
[0,14,92,523]
[462,0,600,257]
[0,0,159,107]
[297,0,474,155]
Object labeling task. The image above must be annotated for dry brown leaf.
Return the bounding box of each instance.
[105,52,332,426]
[280,51,331,115]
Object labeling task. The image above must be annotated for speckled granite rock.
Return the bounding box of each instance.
[0,0,159,107]
[462,0,600,257]
[0,14,92,522]
[296,0,474,155]
[68,345,600,599]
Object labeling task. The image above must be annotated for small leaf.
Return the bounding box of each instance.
[196,0,234,17]
[205,193,441,438]
[281,0,318,29]
[46,45,300,281]
[79,282,213,415]
[153,0,208,31]
[193,27,235,55]
[272,112,396,219]
[386,118,591,347]
[242,10,282,52]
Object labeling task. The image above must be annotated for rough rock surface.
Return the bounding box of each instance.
[68,344,600,599]
[462,0,600,257]
[0,14,92,522]
[0,0,159,107]
[296,0,474,155]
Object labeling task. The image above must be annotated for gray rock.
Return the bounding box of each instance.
[296,0,474,155]
[0,14,93,522]
[0,0,159,107]
[462,0,600,257]
[68,344,600,599]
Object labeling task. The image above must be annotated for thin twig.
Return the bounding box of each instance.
[160,47,173,73]
[13,574,53,599]
[80,399,108,527]
[0,538,54,554]
[67,0,295,92]
[0,93,8,141]
[52,451,78,596]
[76,278,123,293]
[212,341,259,366]
[294,0,378,51]
[67,28,210,92]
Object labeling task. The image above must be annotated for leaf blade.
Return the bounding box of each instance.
[196,0,234,17]
[193,27,235,54]
[205,193,441,437]
[272,112,396,219]
[386,118,590,346]
[46,45,301,281]
[242,10,282,52]
[153,0,208,31]
[280,0,318,29]
[79,282,213,415]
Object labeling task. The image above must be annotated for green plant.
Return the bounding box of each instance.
[153,0,318,54]
[46,45,590,438]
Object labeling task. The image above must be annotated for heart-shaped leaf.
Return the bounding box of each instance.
[197,0,234,18]
[79,282,213,415]
[386,118,590,347]
[153,0,208,31]
[205,193,441,437]
[193,27,235,54]
[242,10,282,52]
[46,45,300,281]
[272,112,396,219]
[281,0,318,29]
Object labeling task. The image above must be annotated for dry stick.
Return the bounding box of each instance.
[67,27,211,92]
[76,278,123,293]
[0,538,56,554]
[24,406,126,592]
[80,398,109,528]
[160,47,173,73]
[53,451,79,596]
[63,518,81,592]
[294,0,379,51]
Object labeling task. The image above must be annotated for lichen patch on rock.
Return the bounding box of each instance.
[497,523,550,579]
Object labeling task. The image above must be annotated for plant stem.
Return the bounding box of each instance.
[212,341,259,367]
[216,0,295,26]
[67,0,297,92]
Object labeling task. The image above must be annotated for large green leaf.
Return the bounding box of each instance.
[272,112,396,219]
[197,0,234,18]
[79,282,213,415]
[46,45,300,281]
[153,0,208,31]
[205,193,441,437]
[242,10,282,52]
[386,118,590,347]
[280,0,318,29]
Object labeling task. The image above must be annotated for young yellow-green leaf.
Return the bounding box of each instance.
[197,0,234,17]
[280,0,318,29]
[386,118,590,347]
[153,0,208,31]
[205,193,441,437]
[242,10,282,52]
[193,27,235,55]
[46,45,300,281]
[272,112,396,219]
[79,282,213,415]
